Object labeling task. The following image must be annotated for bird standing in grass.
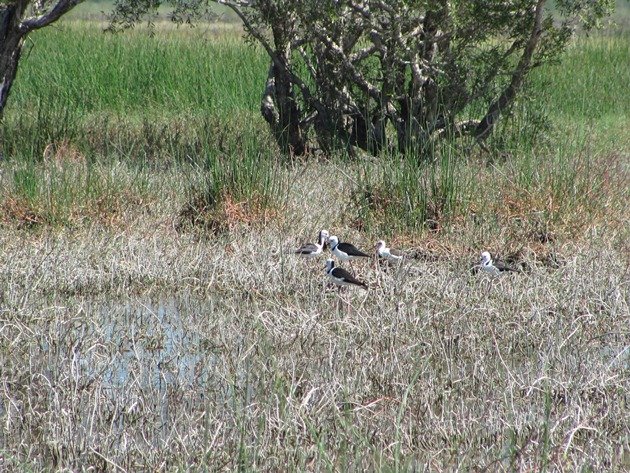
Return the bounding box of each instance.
[480,251,516,276]
[325,259,367,291]
[375,240,404,263]
[295,230,329,258]
[328,235,370,267]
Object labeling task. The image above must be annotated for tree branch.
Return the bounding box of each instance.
[218,0,317,112]
[19,0,83,33]
[475,0,546,142]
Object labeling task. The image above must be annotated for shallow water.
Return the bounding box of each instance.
[41,291,630,396]
[96,297,207,388]
[1,278,627,471]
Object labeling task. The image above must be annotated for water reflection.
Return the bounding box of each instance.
[89,296,229,442]
[98,297,208,389]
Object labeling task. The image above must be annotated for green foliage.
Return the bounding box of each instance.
[351,31,628,236]
[107,0,616,156]
[1,24,627,236]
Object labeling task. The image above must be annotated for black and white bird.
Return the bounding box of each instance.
[480,251,516,276]
[325,259,367,290]
[295,230,330,258]
[375,240,404,263]
[328,235,370,263]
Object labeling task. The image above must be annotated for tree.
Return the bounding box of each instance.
[111,0,614,157]
[0,0,83,121]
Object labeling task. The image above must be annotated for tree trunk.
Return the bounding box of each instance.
[260,59,306,156]
[0,2,27,121]
[1,0,82,124]
[349,110,386,156]
[475,0,546,142]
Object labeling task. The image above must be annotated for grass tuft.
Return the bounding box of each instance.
[176,119,286,234]
[0,156,152,228]
[352,143,464,235]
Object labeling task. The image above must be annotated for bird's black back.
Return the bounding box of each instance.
[331,267,367,287]
[296,243,318,254]
[338,242,370,257]
[495,261,516,272]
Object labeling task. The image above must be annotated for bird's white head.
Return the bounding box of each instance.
[319,229,330,245]
[325,258,334,271]
[328,235,339,249]
[480,251,492,265]
[375,240,386,249]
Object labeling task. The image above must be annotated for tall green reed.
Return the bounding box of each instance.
[11,23,267,117]
[354,139,468,235]
[177,116,287,232]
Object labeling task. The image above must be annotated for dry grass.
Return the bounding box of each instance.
[0,153,180,229]
[0,162,628,471]
[1,18,628,471]
[177,192,282,236]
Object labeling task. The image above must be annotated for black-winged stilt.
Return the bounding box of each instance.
[295,230,329,258]
[325,259,367,291]
[480,251,516,276]
[328,235,370,264]
[375,240,404,263]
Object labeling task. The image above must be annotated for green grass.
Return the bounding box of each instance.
[11,23,265,117]
[1,22,628,241]
[177,115,287,233]
[2,23,282,226]
[354,142,466,235]
[1,156,153,227]
[0,116,286,230]
[5,22,628,149]
[530,34,630,121]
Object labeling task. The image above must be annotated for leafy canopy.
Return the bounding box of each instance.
[110,0,616,156]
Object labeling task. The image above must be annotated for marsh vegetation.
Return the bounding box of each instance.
[0,8,628,471]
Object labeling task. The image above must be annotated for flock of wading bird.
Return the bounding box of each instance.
[295,230,517,292]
